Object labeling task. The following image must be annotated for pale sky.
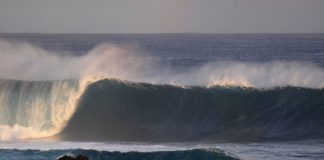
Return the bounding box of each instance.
[0,0,323,33]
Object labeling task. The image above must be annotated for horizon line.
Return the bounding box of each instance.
[1,32,324,35]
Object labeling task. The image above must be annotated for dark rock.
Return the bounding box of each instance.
[58,155,89,160]
[58,155,74,160]
[75,155,89,160]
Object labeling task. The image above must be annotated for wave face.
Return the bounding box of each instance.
[0,79,81,140]
[0,149,238,160]
[60,79,324,142]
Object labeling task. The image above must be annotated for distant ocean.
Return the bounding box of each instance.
[0,33,324,160]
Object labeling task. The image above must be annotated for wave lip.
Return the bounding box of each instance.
[60,79,324,142]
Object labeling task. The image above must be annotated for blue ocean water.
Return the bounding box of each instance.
[2,33,324,68]
[0,33,324,160]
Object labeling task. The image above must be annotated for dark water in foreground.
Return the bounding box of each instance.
[0,149,236,160]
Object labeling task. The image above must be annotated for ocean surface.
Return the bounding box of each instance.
[0,33,324,160]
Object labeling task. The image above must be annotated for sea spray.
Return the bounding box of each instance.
[0,39,324,88]
[0,78,100,141]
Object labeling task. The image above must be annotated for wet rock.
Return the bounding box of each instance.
[58,155,89,160]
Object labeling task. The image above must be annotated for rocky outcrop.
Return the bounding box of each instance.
[58,155,89,160]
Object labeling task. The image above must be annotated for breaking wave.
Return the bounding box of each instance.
[0,39,324,141]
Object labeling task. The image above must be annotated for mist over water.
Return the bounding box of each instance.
[0,39,324,89]
[0,39,155,81]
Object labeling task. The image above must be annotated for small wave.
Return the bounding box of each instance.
[0,149,238,160]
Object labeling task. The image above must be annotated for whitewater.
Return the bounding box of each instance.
[0,33,324,160]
